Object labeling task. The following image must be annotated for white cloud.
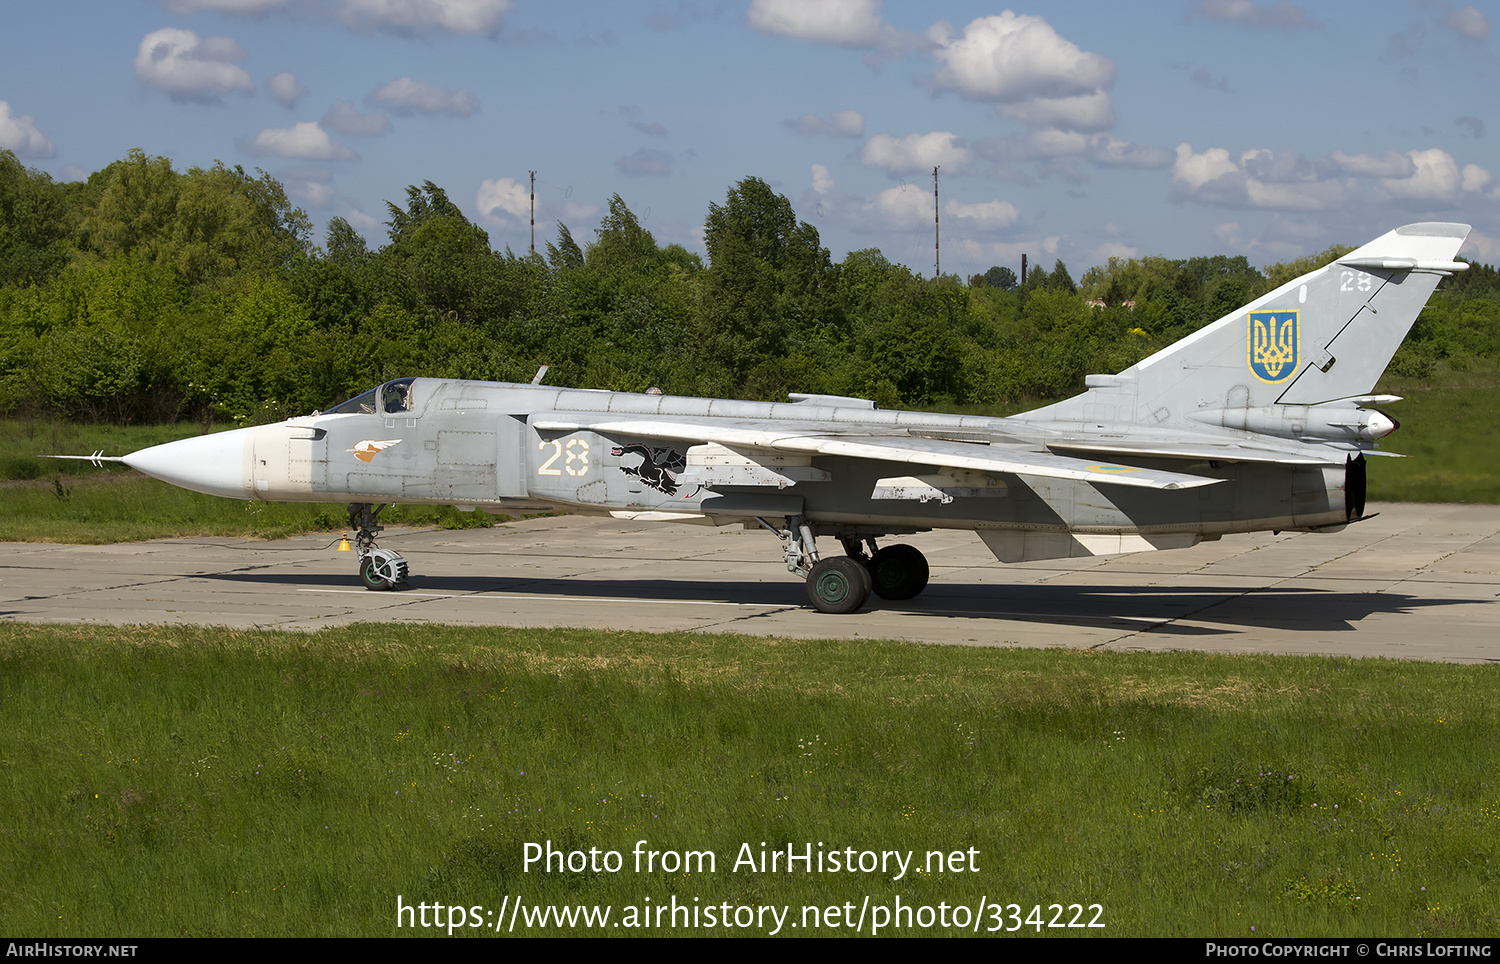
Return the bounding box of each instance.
[244,122,357,161]
[0,101,55,158]
[287,178,337,207]
[953,236,1061,263]
[1374,149,1495,203]
[811,163,835,195]
[860,131,972,174]
[1442,5,1489,41]
[1017,128,1089,157]
[864,185,935,229]
[322,99,392,136]
[945,198,1019,228]
[933,13,1113,104]
[477,176,530,223]
[784,109,866,138]
[344,208,383,233]
[931,13,1116,136]
[336,0,514,36]
[1173,143,1241,194]
[1171,143,1346,210]
[267,71,308,109]
[988,130,1168,168]
[995,90,1114,132]
[1460,230,1500,263]
[163,0,292,13]
[134,28,254,104]
[1177,142,1494,214]
[1381,148,1469,201]
[785,115,826,136]
[1239,146,1319,184]
[746,0,884,47]
[1329,150,1416,178]
[164,0,515,37]
[1242,179,1347,210]
[1189,0,1318,30]
[1086,135,1171,168]
[368,77,479,117]
[827,109,866,138]
[1092,241,1139,262]
[1213,222,1242,245]
[1462,164,1492,194]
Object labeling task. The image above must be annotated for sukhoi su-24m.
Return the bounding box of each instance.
[96,223,1471,613]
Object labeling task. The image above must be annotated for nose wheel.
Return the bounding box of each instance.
[359,550,409,591]
[348,503,408,590]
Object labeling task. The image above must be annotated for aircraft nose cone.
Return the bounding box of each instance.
[121,428,253,499]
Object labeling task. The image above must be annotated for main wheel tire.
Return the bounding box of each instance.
[806,556,871,614]
[359,557,391,591]
[869,544,930,600]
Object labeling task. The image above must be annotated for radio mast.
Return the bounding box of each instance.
[933,166,940,278]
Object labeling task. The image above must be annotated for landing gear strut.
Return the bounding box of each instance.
[760,518,930,613]
[348,503,408,590]
[760,515,869,614]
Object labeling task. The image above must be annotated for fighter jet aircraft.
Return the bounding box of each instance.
[97,222,1470,612]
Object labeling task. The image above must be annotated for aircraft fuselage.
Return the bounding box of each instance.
[130,376,1353,562]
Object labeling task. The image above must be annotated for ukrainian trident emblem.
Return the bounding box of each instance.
[1248,310,1298,383]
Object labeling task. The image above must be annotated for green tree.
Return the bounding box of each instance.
[1047,260,1077,294]
[0,149,73,287]
[972,265,1017,290]
[545,222,584,271]
[324,217,368,263]
[1263,244,1354,290]
[81,150,310,285]
[378,181,524,326]
[700,176,835,393]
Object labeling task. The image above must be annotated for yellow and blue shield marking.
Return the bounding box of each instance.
[1248,310,1298,383]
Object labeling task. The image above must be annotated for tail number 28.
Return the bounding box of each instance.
[537,437,590,477]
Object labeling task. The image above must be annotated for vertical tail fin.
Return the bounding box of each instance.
[1030,223,1470,433]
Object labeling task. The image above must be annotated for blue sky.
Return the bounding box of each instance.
[3,1,1496,279]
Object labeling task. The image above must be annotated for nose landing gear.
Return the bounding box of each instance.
[348,503,408,590]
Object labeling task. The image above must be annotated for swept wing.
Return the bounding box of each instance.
[529,414,1221,490]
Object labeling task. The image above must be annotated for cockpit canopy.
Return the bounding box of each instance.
[325,377,417,416]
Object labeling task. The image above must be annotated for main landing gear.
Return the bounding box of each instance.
[348,503,408,591]
[760,516,930,614]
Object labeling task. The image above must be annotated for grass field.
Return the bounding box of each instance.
[1368,363,1500,503]
[1,623,1495,937]
[0,475,512,544]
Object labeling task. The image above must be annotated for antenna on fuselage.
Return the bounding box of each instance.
[531,364,550,385]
